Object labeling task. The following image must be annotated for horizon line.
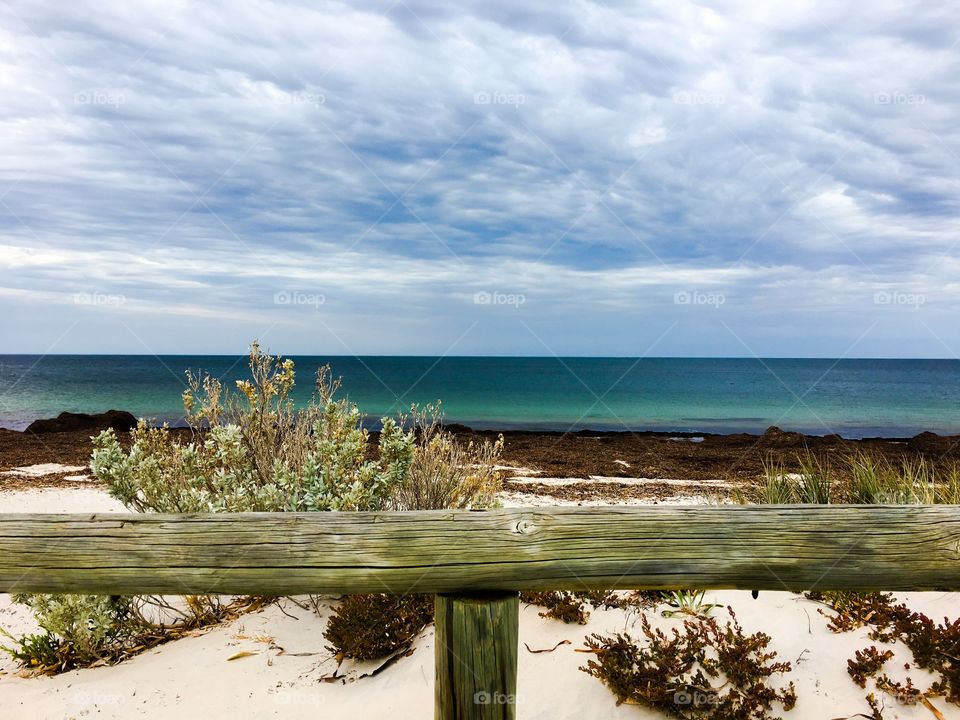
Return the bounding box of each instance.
[0,353,957,361]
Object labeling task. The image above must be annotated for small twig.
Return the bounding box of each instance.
[281,596,311,612]
[524,640,571,654]
[275,601,301,620]
[358,648,416,679]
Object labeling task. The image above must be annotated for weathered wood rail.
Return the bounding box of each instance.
[2,505,959,719]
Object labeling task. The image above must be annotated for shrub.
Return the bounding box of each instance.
[1,593,259,673]
[847,646,894,688]
[581,607,797,718]
[810,590,960,706]
[323,594,434,662]
[392,404,503,511]
[91,343,415,513]
[1,594,136,672]
[521,590,661,625]
[522,591,594,624]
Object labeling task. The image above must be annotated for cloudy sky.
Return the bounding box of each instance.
[1,0,958,357]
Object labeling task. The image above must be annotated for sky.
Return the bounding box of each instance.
[0,0,958,358]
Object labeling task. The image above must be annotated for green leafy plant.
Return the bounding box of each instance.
[1,594,263,674]
[0,628,60,669]
[660,590,718,618]
[92,343,415,513]
[1,593,135,670]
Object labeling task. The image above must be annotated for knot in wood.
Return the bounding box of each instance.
[514,518,533,534]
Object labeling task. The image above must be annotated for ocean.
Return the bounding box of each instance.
[1,355,959,438]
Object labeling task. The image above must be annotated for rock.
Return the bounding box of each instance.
[760,425,805,446]
[907,431,945,453]
[25,410,137,434]
[440,423,475,434]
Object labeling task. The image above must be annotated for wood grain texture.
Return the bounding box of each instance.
[435,593,519,720]
[1,505,959,594]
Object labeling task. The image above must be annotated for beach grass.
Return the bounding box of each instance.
[759,451,960,505]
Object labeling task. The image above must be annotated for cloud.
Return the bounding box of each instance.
[0,0,958,356]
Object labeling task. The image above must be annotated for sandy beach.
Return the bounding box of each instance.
[1,467,956,720]
[5,0,960,715]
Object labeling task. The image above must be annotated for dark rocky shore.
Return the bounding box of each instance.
[3,410,959,493]
[469,426,960,481]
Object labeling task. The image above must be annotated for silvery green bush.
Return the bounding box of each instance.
[91,342,415,513]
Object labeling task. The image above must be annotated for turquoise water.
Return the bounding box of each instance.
[1,356,959,437]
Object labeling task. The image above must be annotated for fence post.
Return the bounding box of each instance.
[435,591,519,720]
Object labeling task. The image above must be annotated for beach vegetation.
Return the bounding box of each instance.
[847,646,895,688]
[581,607,797,718]
[808,590,959,708]
[660,590,718,618]
[1,593,260,673]
[392,403,503,511]
[91,344,416,513]
[759,452,960,505]
[759,458,797,504]
[845,452,960,504]
[90,342,503,515]
[761,453,832,504]
[520,590,661,624]
[746,465,960,715]
[5,342,503,673]
[323,593,434,663]
[0,593,133,670]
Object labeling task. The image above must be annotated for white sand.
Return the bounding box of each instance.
[0,486,956,719]
[505,476,732,488]
[1,463,87,478]
[499,490,724,507]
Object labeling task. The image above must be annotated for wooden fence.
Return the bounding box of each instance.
[2,505,959,718]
